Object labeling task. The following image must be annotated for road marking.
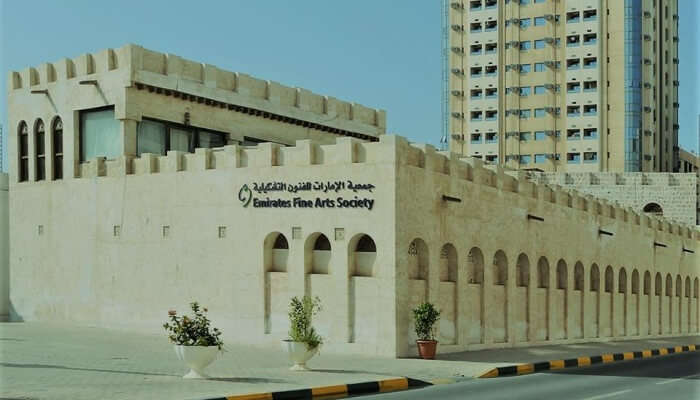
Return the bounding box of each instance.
[581,389,632,400]
[655,373,700,385]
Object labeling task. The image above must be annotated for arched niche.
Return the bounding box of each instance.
[655,273,663,296]
[538,257,550,288]
[604,266,614,293]
[644,271,651,295]
[306,233,331,274]
[556,260,568,289]
[632,270,640,294]
[574,262,584,291]
[516,253,530,287]
[467,247,484,284]
[264,232,289,272]
[493,250,508,286]
[408,238,428,280]
[619,268,627,294]
[676,275,682,297]
[642,202,663,216]
[665,274,673,297]
[590,264,600,292]
[350,234,376,277]
[440,244,458,282]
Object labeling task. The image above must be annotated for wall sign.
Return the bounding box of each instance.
[238,180,375,210]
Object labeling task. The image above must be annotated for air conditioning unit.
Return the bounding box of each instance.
[544,130,555,136]
[450,2,464,10]
[643,58,652,65]
[644,154,652,161]
[643,34,651,41]
[544,83,555,89]
[673,80,679,86]
[545,153,556,159]
[644,130,652,136]
[452,112,464,119]
[510,18,520,24]
[544,37,555,44]
[506,154,521,161]
[511,87,521,93]
[544,60,555,67]
[644,82,652,88]
[451,133,464,140]
[451,24,463,32]
[643,106,652,112]
[509,40,520,46]
[544,107,555,113]
[451,46,464,54]
[643,11,651,18]
[544,14,554,21]
[451,68,464,75]
[451,90,464,97]
[505,131,519,138]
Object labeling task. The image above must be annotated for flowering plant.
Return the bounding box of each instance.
[163,302,224,350]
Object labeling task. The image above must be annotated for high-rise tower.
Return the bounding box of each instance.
[447,0,679,172]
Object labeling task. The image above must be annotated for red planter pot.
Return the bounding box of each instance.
[416,340,438,359]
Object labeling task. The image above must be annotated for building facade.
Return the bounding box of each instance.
[0,173,7,321]
[447,0,679,173]
[6,45,699,357]
[524,171,697,225]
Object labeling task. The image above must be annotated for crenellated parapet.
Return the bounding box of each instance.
[76,134,699,241]
[7,44,386,138]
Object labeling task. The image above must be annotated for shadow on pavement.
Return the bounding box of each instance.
[207,377,288,383]
[0,362,179,377]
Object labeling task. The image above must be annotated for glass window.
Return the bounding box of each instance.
[18,121,29,182]
[535,154,546,163]
[534,62,545,72]
[534,17,546,26]
[520,109,531,119]
[520,64,531,73]
[567,129,581,139]
[520,41,532,50]
[520,18,532,28]
[80,108,121,162]
[52,118,63,180]
[584,152,598,163]
[520,132,532,141]
[583,128,598,139]
[199,130,227,148]
[567,152,581,163]
[520,86,531,96]
[170,128,193,153]
[137,120,167,156]
[471,133,483,143]
[486,132,498,143]
[534,0,545,3]
[534,108,546,118]
[535,131,546,140]
[520,155,532,164]
[35,120,46,181]
[534,40,546,49]
[534,85,546,94]
[520,0,531,4]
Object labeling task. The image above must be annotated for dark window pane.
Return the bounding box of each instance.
[53,155,63,180]
[20,159,29,182]
[36,132,45,155]
[36,157,45,181]
[54,130,63,154]
[198,130,226,148]
[20,135,28,156]
[170,128,193,153]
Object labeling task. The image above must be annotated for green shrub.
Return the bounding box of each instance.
[412,302,441,341]
[288,296,323,350]
[163,302,223,350]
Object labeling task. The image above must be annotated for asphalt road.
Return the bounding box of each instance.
[363,352,700,400]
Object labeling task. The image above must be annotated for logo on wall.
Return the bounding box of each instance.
[238,184,252,207]
[238,180,376,210]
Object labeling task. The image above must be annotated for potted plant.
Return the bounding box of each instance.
[282,296,323,371]
[412,302,441,360]
[163,302,224,379]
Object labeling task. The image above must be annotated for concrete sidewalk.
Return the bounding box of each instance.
[1,322,697,400]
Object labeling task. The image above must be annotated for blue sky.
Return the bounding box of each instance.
[1,0,698,172]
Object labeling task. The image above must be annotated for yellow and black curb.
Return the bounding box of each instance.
[200,377,431,400]
[479,343,698,378]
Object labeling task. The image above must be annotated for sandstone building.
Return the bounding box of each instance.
[447,0,679,173]
[6,45,699,357]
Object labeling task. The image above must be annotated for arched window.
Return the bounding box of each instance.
[538,257,550,288]
[313,234,331,251]
[352,234,376,277]
[665,274,673,297]
[516,253,530,287]
[695,278,699,298]
[618,268,627,293]
[574,262,584,291]
[685,277,691,298]
[631,270,639,294]
[655,273,662,296]
[675,275,682,297]
[18,121,29,182]
[35,119,46,181]
[52,117,63,180]
[273,234,289,249]
[643,271,651,295]
[604,266,614,293]
[556,260,567,289]
[642,202,663,216]
[590,264,600,292]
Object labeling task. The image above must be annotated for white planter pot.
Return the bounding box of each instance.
[173,345,220,379]
[282,340,319,371]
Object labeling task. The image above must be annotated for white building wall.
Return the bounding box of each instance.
[0,173,8,321]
